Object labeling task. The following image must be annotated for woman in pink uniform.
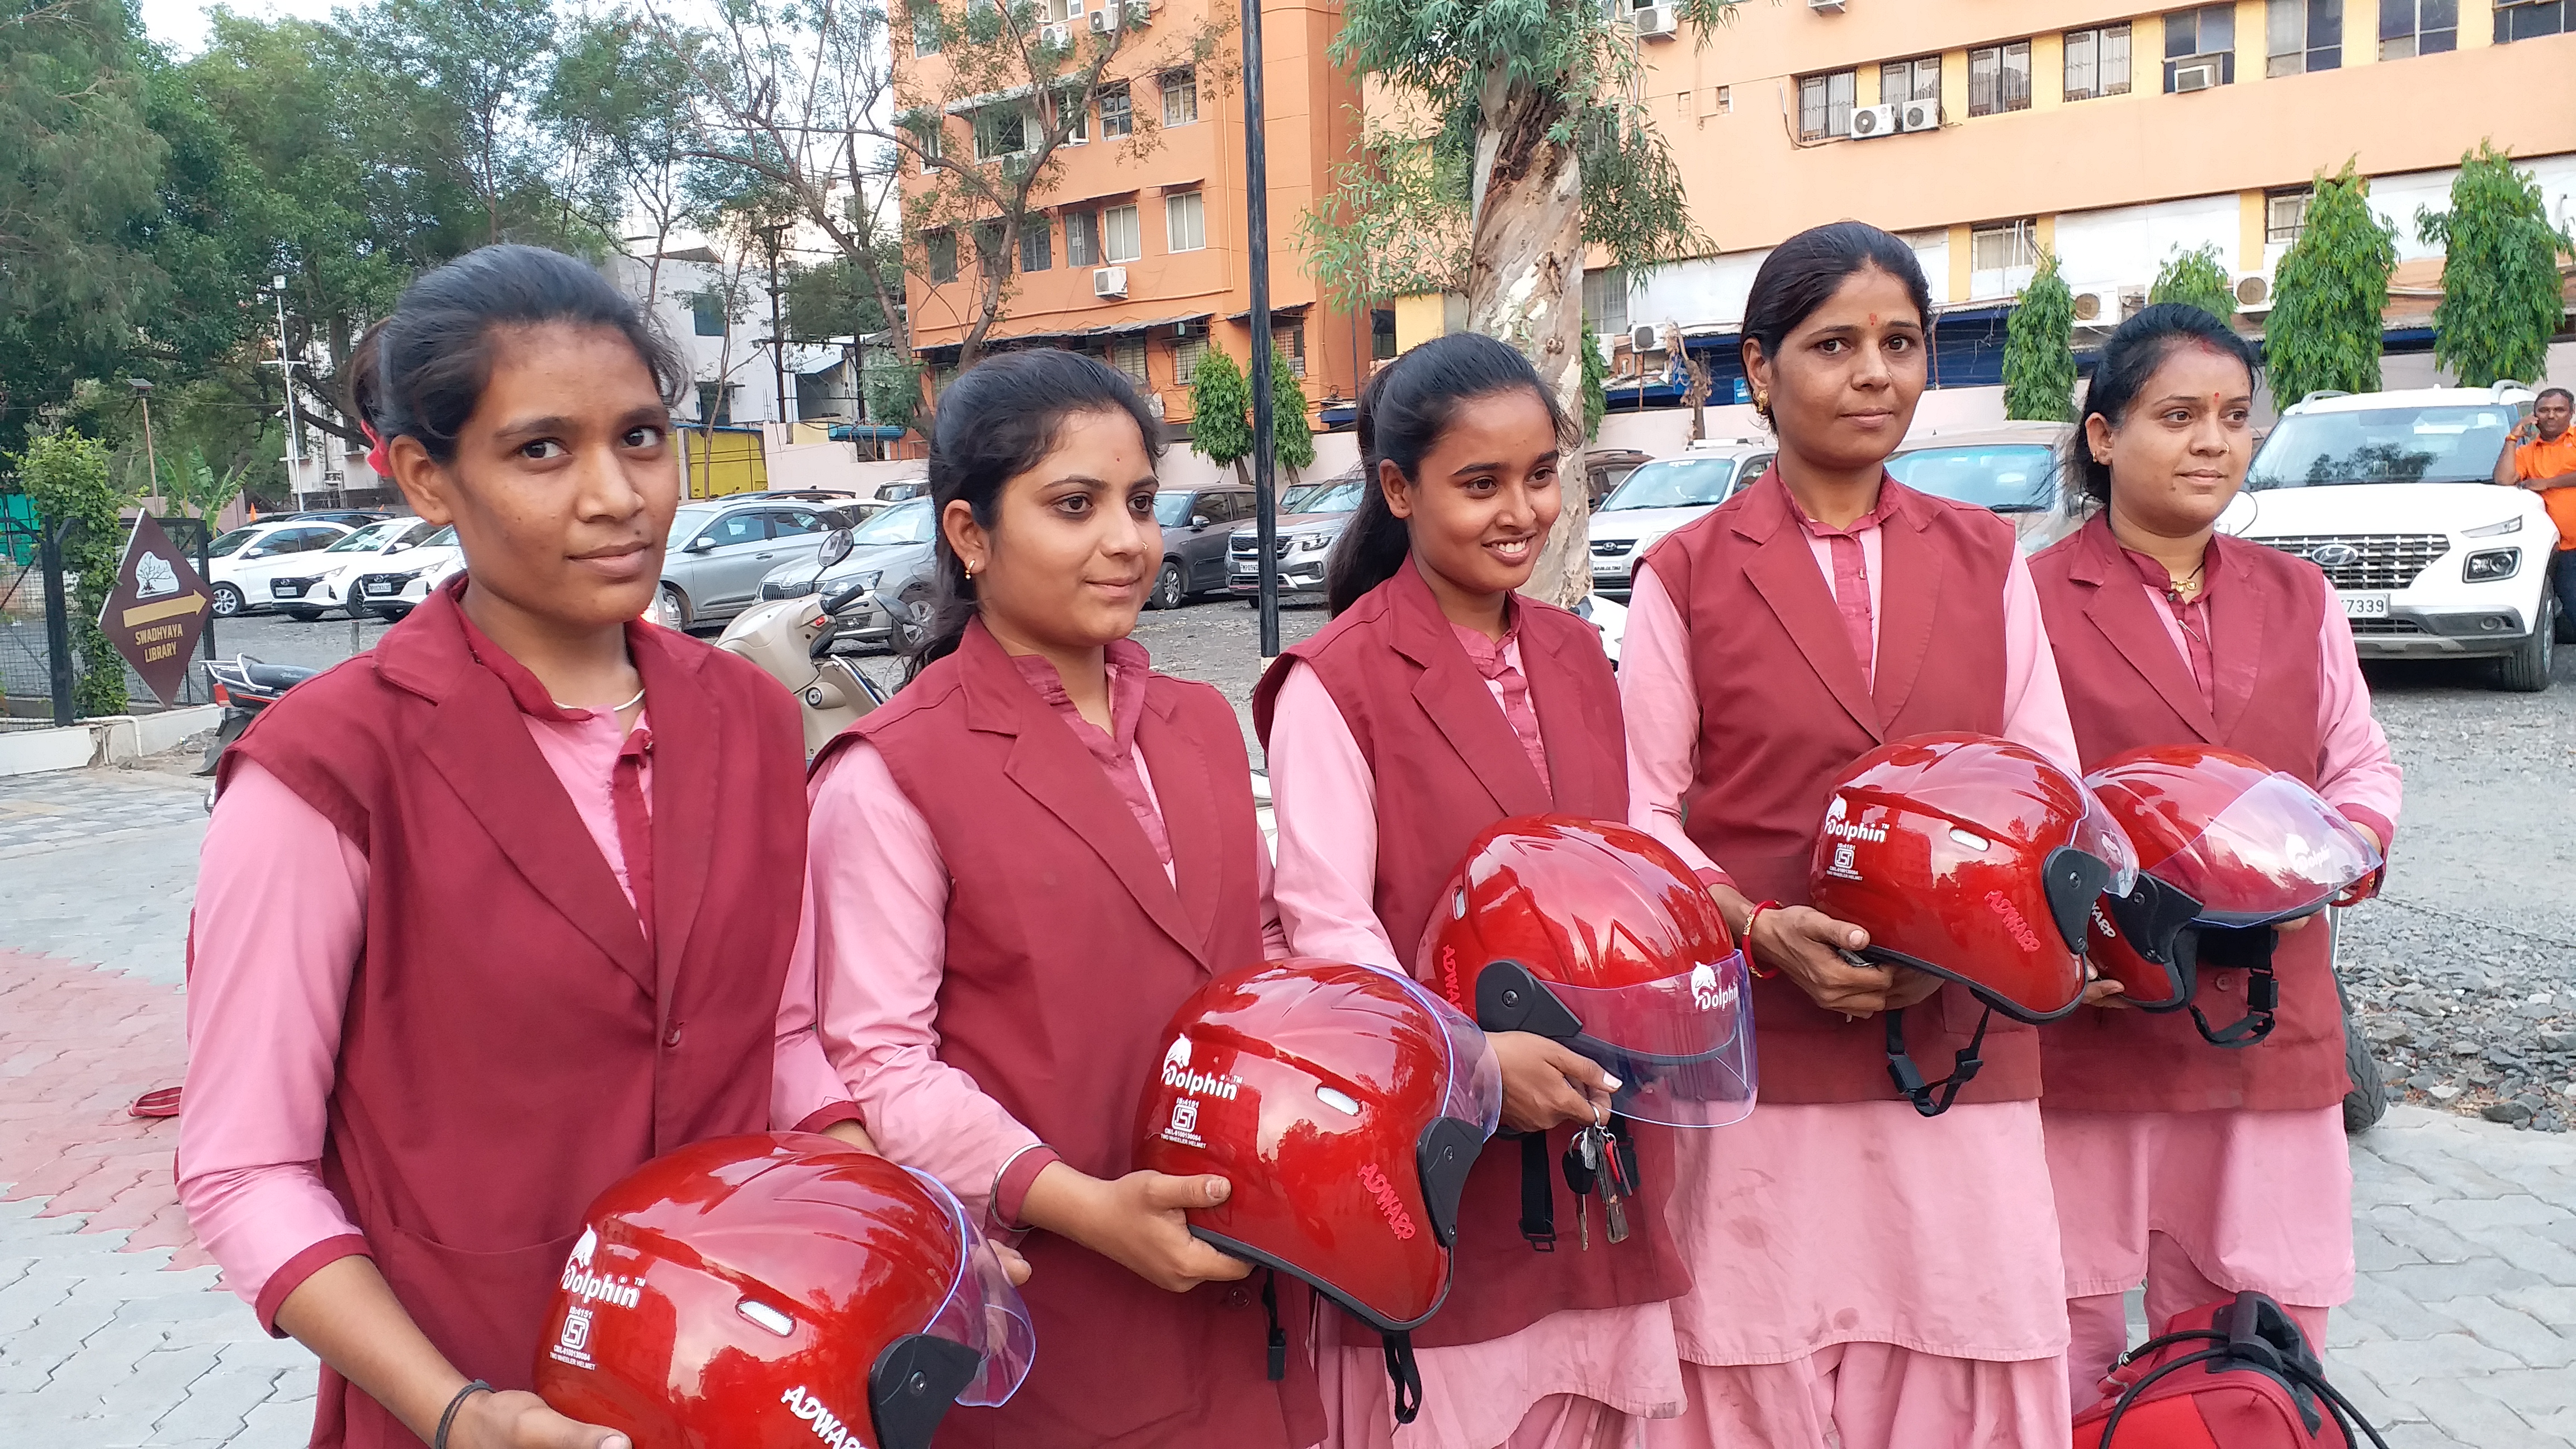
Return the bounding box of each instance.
[808,349,1328,1449]
[1254,332,1693,1449]
[2032,304,2400,1397]
[1621,221,2083,1447]
[178,245,869,1449]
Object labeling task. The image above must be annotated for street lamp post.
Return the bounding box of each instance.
[1242,0,1280,656]
[266,274,303,507]
[128,378,160,517]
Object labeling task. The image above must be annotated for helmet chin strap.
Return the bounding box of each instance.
[2188,924,2281,1048]
[1883,1006,1992,1118]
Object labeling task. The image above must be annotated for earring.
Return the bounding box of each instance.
[1753,390,1769,410]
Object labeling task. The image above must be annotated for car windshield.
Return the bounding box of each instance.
[423,525,457,547]
[1603,457,1738,511]
[1153,493,1200,527]
[326,520,408,552]
[666,507,718,546]
[853,498,935,546]
[2248,405,2520,488]
[1282,481,1363,514]
[209,528,256,557]
[1885,443,2059,512]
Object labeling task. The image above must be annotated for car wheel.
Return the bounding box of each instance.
[210,583,244,618]
[1148,560,1185,610]
[283,607,324,623]
[2494,602,2554,693]
[658,584,692,632]
[894,588,936,650]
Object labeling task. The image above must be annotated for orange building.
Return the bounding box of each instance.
[894,0,1375,435]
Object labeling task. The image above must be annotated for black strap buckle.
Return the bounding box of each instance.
[1517,1130,1556,1251]
[1883,1006,1990,1119]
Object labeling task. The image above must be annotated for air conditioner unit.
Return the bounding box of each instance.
[2233,272,2273,310]
[1040,21,1071,46]
[1849,103,1898,139]
[1897,98,1940,132]
[1635,5,1678,39]
[2070,287,2116,324]
[1093,265,1128,298]
[1630,323,1661,352]
[1088,6,1116,30]
[2171,61,2218,92]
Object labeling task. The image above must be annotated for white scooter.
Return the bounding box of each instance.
[714,528,892,757]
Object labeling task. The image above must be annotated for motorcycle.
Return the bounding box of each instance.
[715,527,892,757]
[198,655,324,810]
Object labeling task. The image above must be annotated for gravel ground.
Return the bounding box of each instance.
[202,601,2576,1130]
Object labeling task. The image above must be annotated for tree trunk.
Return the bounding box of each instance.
[1464,77,1589,608]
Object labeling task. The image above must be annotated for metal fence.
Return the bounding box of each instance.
[0,510,216,727]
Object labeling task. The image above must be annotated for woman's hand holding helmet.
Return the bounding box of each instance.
[1492,1031,1618,1133]
[449,1389,631,1449]
[1740,901,1939,1016]
[1022,1163,1252,1294]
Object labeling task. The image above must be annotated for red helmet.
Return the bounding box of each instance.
[2087,746,2383,930]
[1134,958,1499,1333]
[1806,733,2137,1024]
[1417,815,1756,1129]
[532,1133,1032,1449]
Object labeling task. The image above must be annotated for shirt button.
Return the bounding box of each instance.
[664,1023,684,1047]
[1223,1286,1251,1309]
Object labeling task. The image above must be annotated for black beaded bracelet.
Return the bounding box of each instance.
[433,1379,494,1449]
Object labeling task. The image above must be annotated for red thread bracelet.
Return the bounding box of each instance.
[1740,899,1784,979]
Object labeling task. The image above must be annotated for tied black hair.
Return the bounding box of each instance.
[2066,303,2264,506]
[1740,221,1934,427]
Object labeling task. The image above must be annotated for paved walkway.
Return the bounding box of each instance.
[0,765,2568,1445]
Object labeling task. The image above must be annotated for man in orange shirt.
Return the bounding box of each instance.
[2496,386,2576,635]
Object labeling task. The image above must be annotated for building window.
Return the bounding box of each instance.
[1173,334,1210,386]
[1060,89,1089,144]
[1099,85,1133,138]
[1280,324,1306,379]
[1581,267,1630,338]
[1968,41,2033,116]
[1969,220,2038,297]
[1106,337,1147,383]
[1880,55,1941,105]
[1161,69,1199,127]
[1714,85,1731,112]
[2266,189,2312,244]
[973,107,1027,161]
[2267,0,2343,75]
[911,2,940,55]
[2379,0,2457,57]
[2163,4,2238,89]
[1021,217,1053,272]
[908,119,944,165]
[1371,308,1398,359]
[1797,69,1856,141]
[1164,190,1206,252]
[925,231,958,283]
[695,381,735,424]
[690,291,726,337]
[2063,23,2133,100]
[1065,209,1101,267]
[1103,203,1142,263]
[2496,0,2568,41]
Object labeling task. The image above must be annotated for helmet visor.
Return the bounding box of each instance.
[2135,771,2384,928]
[1409,974,1503,1138]
[2073,787,2141,899]
[906,1168,1036,1408]
[1542,951,1758,1128]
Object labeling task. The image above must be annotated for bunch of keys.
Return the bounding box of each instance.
[1560,1116,1637,1250]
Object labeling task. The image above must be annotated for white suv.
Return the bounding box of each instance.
[2224,383,2558,692]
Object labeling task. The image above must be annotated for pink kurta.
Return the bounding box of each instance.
[1621,552,2076,1447]
[808,652,1289,1233]
[2048,556,2402,1396]
[1268,628,1688,1449]
[179,708,853,1320]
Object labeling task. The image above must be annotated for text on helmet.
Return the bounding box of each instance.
[782,1386,863,1448]
[1357,1163,1419,1240]
[1984,891,2042,953]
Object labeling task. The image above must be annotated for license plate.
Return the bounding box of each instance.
[367,579,397,595]
[271,583,302,597]
[2341,593,2390,619]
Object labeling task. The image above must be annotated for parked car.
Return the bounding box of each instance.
[1150,484,1256,608]
[205,519,356,617]
[1583,448,1653,506]
[750,498,940,649]
[274,509,395,529]
[1228,471,1367,599]
[2224,382,2557,692]
[659,494,850,628]
[1883,422,2085,555]
[266,517,440,621]
[1587,440,1775,598]
[352,525,463,621]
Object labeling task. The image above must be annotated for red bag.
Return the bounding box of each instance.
[2073,1292,2387,1448]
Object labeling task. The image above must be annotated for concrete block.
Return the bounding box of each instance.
[2437,1295,2576,1368]
[2362,1205,2484,1265]
[2459,1363,2576,1420]
[234,1391,314,1447]
[2418,1375,2558,1444]
[148,1359,281,1443]
[2425,1194,2576,1233]
[2503,1282,2576,1328]
[0,728,101,780]
[2337,1331,2524,1386]
[2356,1220,2429,1272]
[2373,1257,2546,1303]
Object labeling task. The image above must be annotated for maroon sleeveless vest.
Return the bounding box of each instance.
[1640,470,2037,1105]
[214,583,806,1449]
[826,620,1325,1449]
[1251,562,1692,1351]
[2033,513,2352,1112]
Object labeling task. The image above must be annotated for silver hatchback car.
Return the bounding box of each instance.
[658,491,858,628]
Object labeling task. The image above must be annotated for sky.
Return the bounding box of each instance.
[136,0,340,58]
